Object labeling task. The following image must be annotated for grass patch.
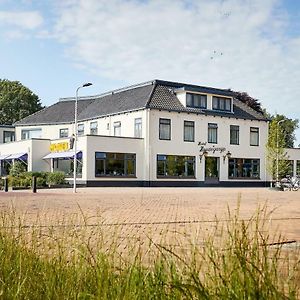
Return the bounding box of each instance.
[0,203,299,299]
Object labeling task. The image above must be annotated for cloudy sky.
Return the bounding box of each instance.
[1,0,300,145]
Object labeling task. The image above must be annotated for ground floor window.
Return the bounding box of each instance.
[287,160,294,177]
[297,160,300,176]
[228,158,260,179]
[157,155,195,178]
[53,157,82,178]
[95,152,136,177]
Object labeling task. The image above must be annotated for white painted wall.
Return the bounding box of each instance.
[147,110,268,182]
[0,138,50,172]
[15,109,147,141]
[83,135,144,181]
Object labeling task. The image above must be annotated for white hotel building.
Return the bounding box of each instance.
[0,80,299,187]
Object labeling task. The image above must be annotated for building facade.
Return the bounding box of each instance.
[0,80,299,186]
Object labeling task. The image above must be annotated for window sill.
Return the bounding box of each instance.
[157,176,196,179]
[250,144,259,147]
[95,175,137,178]
[228,177,261,180]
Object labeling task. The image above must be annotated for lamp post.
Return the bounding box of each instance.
[73,83,93,193]
[276,119,285,187]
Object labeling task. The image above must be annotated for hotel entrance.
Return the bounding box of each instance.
[205,157,219,184]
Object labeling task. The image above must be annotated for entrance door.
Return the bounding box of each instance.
[205,157,219,183]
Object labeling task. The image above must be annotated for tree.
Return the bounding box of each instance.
[266,119,291,182]
[264,112,299,148]
[0,79,43,124]
[231,90,264,114]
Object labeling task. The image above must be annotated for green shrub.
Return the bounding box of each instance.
[9,161,26,177]
[46,172,65,186]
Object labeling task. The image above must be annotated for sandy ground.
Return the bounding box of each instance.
[0,187,300,250]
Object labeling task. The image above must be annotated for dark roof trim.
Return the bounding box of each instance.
[154,79,235,97]
[149,107,268,122]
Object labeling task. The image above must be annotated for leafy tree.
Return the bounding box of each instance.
[266,119,291,182]
[231,90,264,114]
[0,79,43,124]
[265,114,299,148]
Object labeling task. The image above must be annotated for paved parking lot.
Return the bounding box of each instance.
[1,187,300,250]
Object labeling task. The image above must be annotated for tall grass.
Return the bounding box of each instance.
[0,203,299,299]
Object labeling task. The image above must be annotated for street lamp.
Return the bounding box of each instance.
[276,119,285,187]
[73,82,93,193]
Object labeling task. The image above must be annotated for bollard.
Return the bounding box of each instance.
[4,177,8,192]
[32,176,37,193]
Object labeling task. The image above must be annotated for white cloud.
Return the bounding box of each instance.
[51,0,300,142]
[0,10,43,30]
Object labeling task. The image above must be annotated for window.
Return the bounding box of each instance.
[21,129,42,140]
[95,152,136,177]
[90,121,98,135]
[297,161,300,176]
[159,118,171,140]
[77,124,84,136]
[228,158,260,179]
[114,121,121,136]
[287,160,294,177]
[184,121,194,142]
[230,125,239,145]
[208,123,218,144]
[186,93,207,109]
[3,131,15,143]
[134,118,142,138]
[250,127,259,146]
[212,96,232,111]
[59,128,69,138]
[157,155,195,177]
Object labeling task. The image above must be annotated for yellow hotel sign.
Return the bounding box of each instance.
[50,142,69,152]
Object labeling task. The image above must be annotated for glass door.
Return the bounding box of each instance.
[205,157,219,183]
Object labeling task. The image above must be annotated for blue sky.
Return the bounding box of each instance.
[0,0,300,145]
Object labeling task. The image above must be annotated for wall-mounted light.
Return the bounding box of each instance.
[223,151,232,162]
[199,150,208,163]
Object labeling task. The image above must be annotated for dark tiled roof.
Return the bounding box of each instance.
[15,79,267,126]
[15,99,95,125]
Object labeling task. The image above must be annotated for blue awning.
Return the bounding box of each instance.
[6,153,28,160]
[43,150,82,160]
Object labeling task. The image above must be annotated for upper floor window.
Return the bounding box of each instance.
[184,121,194,142]
[250,127,259,146]
[77,124,84,136]
[230,125,239,145]
[21,129,42,140]
[159,118,171,140]
[59,128,69,138]
[208,123,218,144]
[90,121,98,135]
[212,96,231,111]
[3,131,15,143]
[114,121,121,136]
[134,118,142,138]
[186,93,207,109]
